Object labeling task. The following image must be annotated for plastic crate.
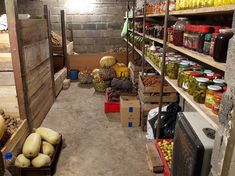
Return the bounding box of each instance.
[155,139,173,176]
[104,89,120,113]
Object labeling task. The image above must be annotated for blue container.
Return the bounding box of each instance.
[69,69,78,80]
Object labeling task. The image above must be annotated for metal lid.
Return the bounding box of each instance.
[196,77,209,83]
[213,79,225,84]
[207,85,222,91]
[204,69,213,74]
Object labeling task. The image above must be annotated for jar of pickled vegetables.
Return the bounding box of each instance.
[182,71,192,91]
[212,92,223,115]
[166,60,179,79]
[205,85,222,108]
[188,71,202,95]
[193,77,209,104]
[177,61,190,88]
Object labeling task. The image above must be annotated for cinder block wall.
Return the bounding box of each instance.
[15,0,128,53]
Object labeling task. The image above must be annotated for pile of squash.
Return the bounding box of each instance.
[15,127,61,168]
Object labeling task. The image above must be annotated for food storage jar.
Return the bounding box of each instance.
[209,33,219,57]
[177,61,190,87]
[188,71,203,95]
[203,33,212,55]
[195,25,213,53]
[182,71,193,91]
[205,85,222,108]
[173,17,189,46]
[166,59,179,79]
[193,77,209,104]
[212,92,223,115]
[214,29,234,63]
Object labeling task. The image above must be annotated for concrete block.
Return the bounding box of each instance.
[68,24,82,30]
[96,23,107,30]
[108,22,122,29]
[83,24,96,30]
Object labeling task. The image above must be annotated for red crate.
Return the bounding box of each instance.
[155,139,173,176]
[104,89,120,113]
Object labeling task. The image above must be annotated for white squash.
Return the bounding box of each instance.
[41,141,55,158]
[99,56,116,68]
[31,153,51,168]
[22,133,41,158]
[15,154,31,168]
[0,115,5,140]
[36,127,61,145]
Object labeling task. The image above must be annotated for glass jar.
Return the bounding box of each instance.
[193,77,209,104]
[209,33,219,57]
[177,61,190,88]
[188,71,202,95]
[205,85,222,108]
[173,17,190,46]
[182,71,192,91]
[166,60,179,79]
[212,92,223,115]
[203,33,212,55]
[213,29,234,63]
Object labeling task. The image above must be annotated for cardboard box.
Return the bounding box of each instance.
[120,96,140,127]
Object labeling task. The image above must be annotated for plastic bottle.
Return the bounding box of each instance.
[3,152,15,176]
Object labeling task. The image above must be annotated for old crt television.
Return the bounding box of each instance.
[171,112,216,176]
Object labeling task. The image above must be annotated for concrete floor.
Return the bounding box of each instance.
[42,83,157,176]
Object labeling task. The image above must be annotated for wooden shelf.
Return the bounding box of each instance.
[1,119,28,154]
[124,4,235,19]
[128,29,226,71]
[124,38,219,129]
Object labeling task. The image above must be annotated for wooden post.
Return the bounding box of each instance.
[141,0,146,77]
[126,0,129,65]
[61,10,70,78]
[4,0,31,131]
[156,0,170,139]
[44,5,56,100]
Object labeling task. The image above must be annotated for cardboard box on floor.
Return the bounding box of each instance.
[120,96,140,127]
[68,51,131,71]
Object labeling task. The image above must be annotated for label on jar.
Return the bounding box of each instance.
[182,82,189,90]
[205,94,215,106]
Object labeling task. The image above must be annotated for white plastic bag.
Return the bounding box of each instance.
[121,18,128,38]
[146,105,168,140]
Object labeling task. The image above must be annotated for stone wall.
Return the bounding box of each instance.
[15,0,128,53]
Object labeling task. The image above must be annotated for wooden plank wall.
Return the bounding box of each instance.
[0,33,19,117]
[20,19,54,128]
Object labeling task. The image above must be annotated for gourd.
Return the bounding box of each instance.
[35,127,61,145]
[0,115,5,140]
[22,133,41,158]
[100,56,116,68]
[15,154,31,168]
[41,141,55,158]
[31,153,51,168]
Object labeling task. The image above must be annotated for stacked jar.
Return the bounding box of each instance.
[173,18,190,46]
[177,61,190,88]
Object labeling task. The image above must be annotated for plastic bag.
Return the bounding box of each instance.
[146,105,168,140]
[121,18,128,38]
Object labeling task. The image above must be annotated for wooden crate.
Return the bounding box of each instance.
[139,75,176,94]
[138,90,177,103]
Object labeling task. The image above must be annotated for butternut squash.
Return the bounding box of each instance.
[22,133,41,158]
[15,154,31,168]
[41,141,55,158]
[31,153,51,168]
[35,127,61,145]
[0,115,5,140]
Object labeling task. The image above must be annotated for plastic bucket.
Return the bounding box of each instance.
[69,69,78,80]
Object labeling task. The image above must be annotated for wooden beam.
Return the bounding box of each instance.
[44,5,56,100]
[61,10,70,78]
[4,0,31,128]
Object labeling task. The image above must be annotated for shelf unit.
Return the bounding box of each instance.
[124,38,219,129]
[125,4,235,19]
[129,29,226,71]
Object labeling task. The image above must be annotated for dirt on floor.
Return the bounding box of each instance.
[42,83,158,176]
